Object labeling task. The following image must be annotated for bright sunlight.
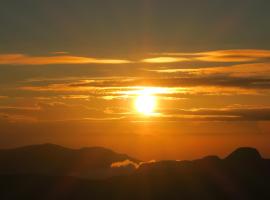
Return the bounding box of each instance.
[135,90,157,115]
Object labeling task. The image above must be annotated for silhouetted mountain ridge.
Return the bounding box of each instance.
[225,147,262,162]
[0,145,269,199]
[0,143,140,179]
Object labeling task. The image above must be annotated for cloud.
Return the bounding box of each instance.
[194,49,270,62]
[2,98,270,123]
[191,63,270,78]
[1,49,269,65]
[18,75,270,98]
[158,106,270,121]
[0,54,131,65]
[0,105,41,111]
[110,159,139,169]
[142,57,189,63]
[0,102,118,122]
[148,62,270,78]
[110,159,156,169]
[59,95,90,100]
[142,62,270,92]
[0,112,37,123]
[145,49,270,63]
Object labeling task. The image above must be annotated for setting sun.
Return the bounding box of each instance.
[135,93,156,115]
[1,1,270,199]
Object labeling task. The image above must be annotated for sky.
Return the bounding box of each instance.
[0,0,270,160]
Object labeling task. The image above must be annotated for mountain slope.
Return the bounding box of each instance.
[0,143,139,179]
[0,146,270,199]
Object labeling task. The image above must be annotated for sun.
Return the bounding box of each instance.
[135,93,156,116]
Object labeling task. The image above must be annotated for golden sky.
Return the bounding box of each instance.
[0,0,270,160]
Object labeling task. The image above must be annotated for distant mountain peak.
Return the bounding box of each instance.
[9,143,70,152]
[0,143,140,180]
[225,147,262,162]
[10,144,114,153]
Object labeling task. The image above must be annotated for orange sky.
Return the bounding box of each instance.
[0,1,270,160]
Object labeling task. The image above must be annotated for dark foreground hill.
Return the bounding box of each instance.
[0,143,139,179]
[0,146,270,200]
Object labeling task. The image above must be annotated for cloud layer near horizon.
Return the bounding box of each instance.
[0,54,131,65]
[143,49,270,63]
[0,49,270,126]
[1,49,270,65]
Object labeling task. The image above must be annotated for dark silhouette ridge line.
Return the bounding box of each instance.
[1,143,123,154]
[0,143,267,160]
[0,143,141,180]
[0,145,269,200]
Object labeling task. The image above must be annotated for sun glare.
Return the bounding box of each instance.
[135,90,156,116]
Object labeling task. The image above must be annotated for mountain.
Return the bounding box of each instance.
[127,148,270,200]
[0,143,139,179]
[225,147,262,162]
[0,146,270,199]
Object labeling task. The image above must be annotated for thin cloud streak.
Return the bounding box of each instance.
[0,54,131,65]
[142,57,190,63]
[147,62,270,78]
[145,49,270,63]
[1,100,270,123]
[158,106,270,121]
[1,49,270,65]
